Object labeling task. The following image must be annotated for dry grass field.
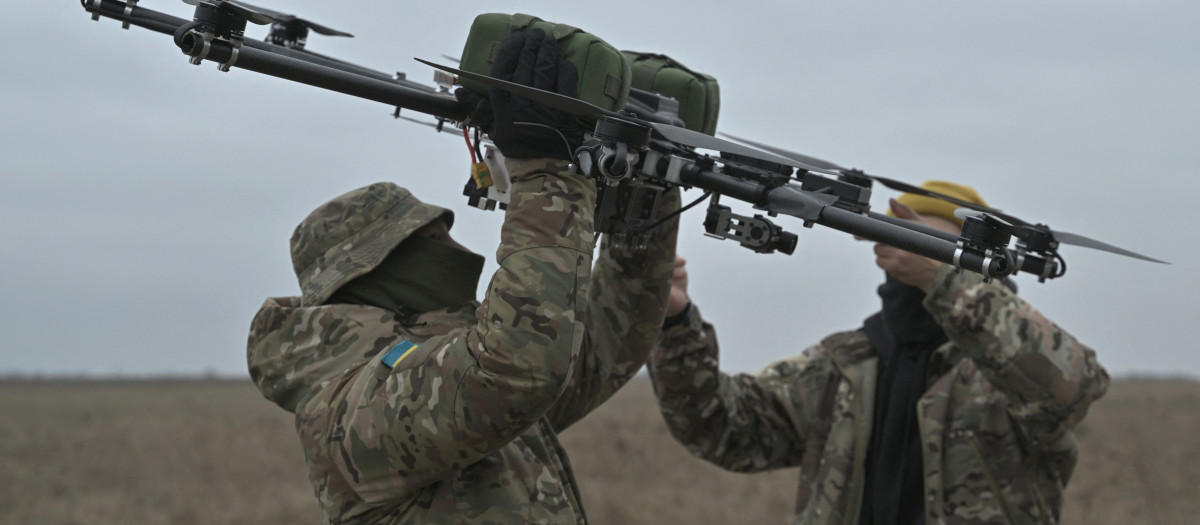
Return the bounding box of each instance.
[1,377,1196,524]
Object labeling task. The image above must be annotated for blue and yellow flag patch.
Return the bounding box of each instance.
[380,340,419,369]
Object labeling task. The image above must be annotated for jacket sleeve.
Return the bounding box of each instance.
[543,188,681,432]
[328,158,597,503]
[647,304,811,473]
[924,265,1110,447]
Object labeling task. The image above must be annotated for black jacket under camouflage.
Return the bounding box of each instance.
[248,158,679,524]
[649,266,1109,525]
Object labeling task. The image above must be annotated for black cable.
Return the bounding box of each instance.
[640,190,712,233]
[473,127,484,161]
[512,122,575,161]
[173,20,202,49]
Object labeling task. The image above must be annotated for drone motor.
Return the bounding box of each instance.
[956,214,1016,280]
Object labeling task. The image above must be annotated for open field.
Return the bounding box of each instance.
[1,377,1196,524]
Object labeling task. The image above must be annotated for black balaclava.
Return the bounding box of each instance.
[859,274,948,525]
[326,235,485,315]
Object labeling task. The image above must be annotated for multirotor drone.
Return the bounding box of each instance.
[81,0,1168,282]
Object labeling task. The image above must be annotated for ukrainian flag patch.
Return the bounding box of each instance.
[381,340,419,369]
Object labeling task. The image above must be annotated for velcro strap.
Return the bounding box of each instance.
[551,23,581,40]
[487,39,502,63]
[604,73,623,100]
[509,13,541,30]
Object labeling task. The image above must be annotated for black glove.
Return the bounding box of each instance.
[454,79,493,133]
[455,29,585,160]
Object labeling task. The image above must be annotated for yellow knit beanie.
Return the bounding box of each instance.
[890,180,989,226]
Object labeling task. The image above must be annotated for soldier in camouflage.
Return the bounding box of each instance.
[247,29,679,524]
[650,182,1109,525]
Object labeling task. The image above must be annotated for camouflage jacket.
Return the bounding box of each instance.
[649,266,1109,525]
[248,159,679,524]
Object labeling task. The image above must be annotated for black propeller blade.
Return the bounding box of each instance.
[412,58,828,172]
[414,58,608,117]
[721,132,1168,265]
[953,209,1168,264]
[719,132,846,172]
[1052,231,1168,264]
[720,132,1030,223]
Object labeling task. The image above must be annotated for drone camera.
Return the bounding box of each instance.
[704,203,797,255]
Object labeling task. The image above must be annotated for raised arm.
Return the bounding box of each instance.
[543,188,682,431]
[326,29,601,501]
[924,265,1110,446]
[647,279,811,472]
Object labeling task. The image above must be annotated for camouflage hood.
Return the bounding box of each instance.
[246,296,400,413]
[290,182,452,307]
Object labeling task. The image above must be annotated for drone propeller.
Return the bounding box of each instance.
[719,132,846,172]
[718,132,1168,265]
[182,0,351,36]
[720,132,1035,223]
[1051,231,1167,264]
[953,210,1168,264]
[412,58,836,173]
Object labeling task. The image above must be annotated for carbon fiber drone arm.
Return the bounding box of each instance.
[82,0,463,120]
[675,162,1014,279]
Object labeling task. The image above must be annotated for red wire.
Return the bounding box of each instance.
[462,127,478,164]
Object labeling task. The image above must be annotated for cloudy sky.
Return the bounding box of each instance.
[3,1,1197,379]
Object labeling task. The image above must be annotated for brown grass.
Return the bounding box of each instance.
[1,378,1195,524]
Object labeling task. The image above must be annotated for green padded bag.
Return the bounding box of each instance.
[622,51,721,135]
[459,13,631,113]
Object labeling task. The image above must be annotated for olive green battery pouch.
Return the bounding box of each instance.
[622,51,720,135]
[459,13,631,113]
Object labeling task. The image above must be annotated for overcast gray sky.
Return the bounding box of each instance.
[2,1,1197,379]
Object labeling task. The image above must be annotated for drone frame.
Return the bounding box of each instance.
[80,0,1167,283]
